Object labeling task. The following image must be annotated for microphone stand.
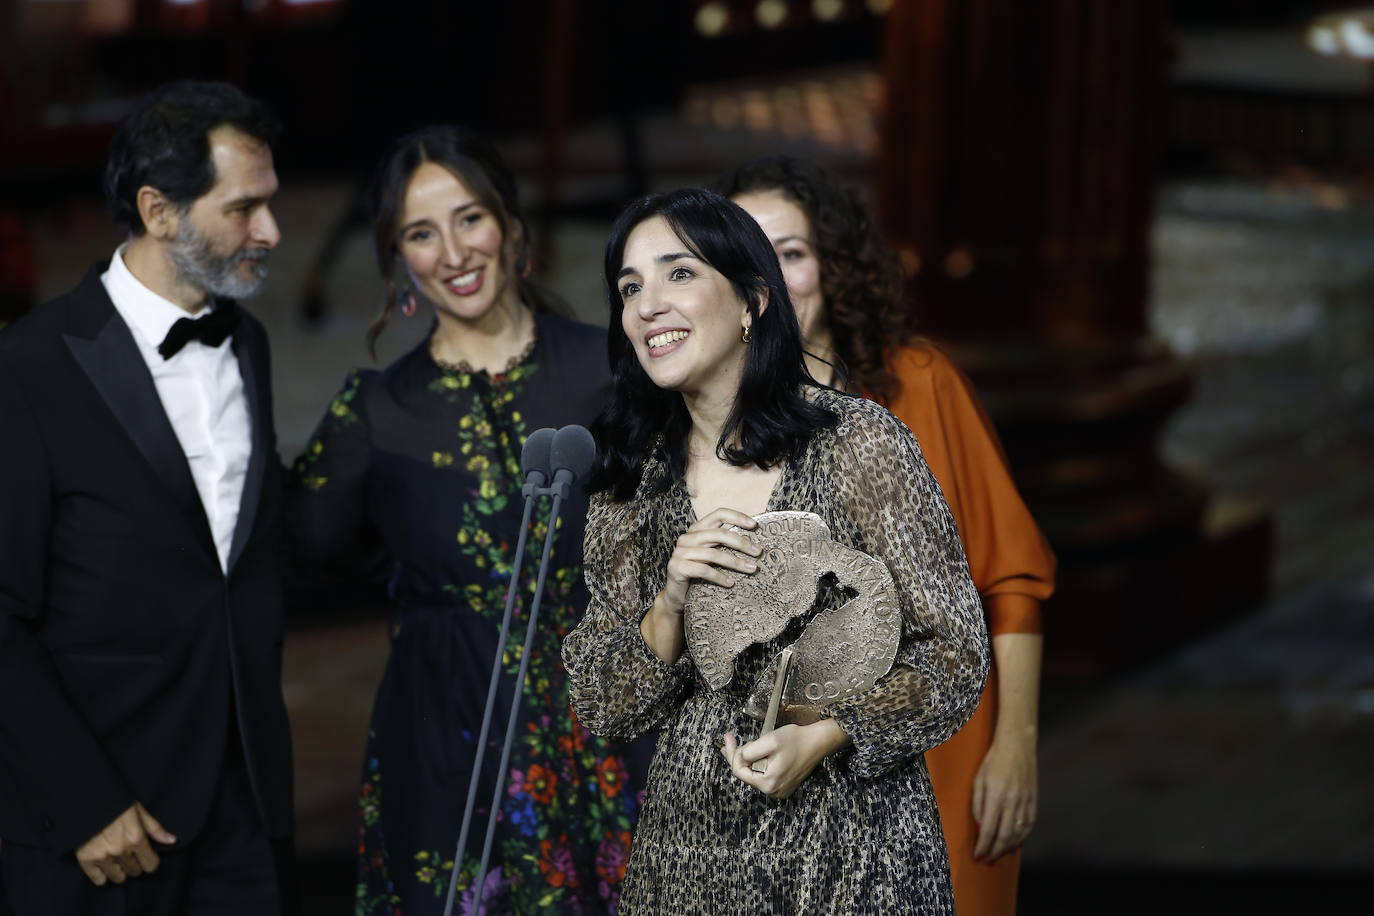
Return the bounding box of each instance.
[468,468,573,916]
[442,430,553,916]
[443,425,595,916]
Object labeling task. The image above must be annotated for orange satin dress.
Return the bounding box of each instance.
[878,343,1056,916]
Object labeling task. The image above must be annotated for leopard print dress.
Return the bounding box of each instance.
[562,390,989,915]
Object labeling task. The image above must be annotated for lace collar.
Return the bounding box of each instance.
[428,314,539,376]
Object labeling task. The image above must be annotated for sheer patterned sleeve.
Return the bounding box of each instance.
[562,491,694,741]
[827,398,989,777]
[287,370,376,571]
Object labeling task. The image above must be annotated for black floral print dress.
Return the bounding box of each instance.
[562,390,990,915]
[291,312,646,916]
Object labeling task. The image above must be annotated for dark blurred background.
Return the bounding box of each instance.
[2,0,1372,912]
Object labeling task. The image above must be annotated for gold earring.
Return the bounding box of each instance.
[741,325,752,344]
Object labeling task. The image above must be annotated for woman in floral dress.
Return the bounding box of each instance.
[563,188,989,914]
[290,126,642,915]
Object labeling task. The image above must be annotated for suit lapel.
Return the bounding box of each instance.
[228,314,265,572]
[62,267,217,562]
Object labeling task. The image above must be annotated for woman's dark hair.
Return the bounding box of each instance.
[591,188,838,501]
[103,80,280,237]
[717,156,910,403]
[366,124,564,357]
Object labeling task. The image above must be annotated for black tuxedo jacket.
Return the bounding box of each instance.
[0,264,293,853]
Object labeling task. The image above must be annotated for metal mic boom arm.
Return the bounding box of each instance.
[443,425,597,916]
[443,427,554,916]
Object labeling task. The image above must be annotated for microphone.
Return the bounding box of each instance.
[520,427,556,493]
[548,425,596,493]
[450,425,599,916]
[444,427,556,916]
[445,425,599,916]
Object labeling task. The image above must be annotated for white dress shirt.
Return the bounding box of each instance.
[102,247,251,572]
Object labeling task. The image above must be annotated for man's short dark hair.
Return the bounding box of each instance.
[103,81,281,236]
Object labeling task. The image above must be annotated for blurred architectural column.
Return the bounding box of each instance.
[879,0,1270,677]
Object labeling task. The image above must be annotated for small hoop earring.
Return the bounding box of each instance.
[400,294,417,318]
[741,325,752,344]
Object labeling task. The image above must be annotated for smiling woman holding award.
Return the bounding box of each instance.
[562,188,990,915]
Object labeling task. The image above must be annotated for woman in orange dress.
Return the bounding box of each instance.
[722,157,1056,916]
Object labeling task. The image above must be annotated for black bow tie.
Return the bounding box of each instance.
[157,303,241,359]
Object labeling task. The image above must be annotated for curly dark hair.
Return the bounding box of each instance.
[717,156,911,403]
[103,81,280,237]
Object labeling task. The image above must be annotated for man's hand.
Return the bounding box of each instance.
[75,803,176,886]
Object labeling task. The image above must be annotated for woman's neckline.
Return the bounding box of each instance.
[683,461,789,525]
[428,312,541,377]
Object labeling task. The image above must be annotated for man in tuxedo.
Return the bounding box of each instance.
[0,81,295,915]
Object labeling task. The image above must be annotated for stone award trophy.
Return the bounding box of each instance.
[682,511,902,766]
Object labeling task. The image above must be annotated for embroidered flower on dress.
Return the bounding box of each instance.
[595,756,626,799]
[538,836,579,888]
[596,829,632,888]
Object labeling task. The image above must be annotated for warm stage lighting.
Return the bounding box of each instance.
[695,1,730,37]
[756,0,788,30]
[813,0,845,22]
